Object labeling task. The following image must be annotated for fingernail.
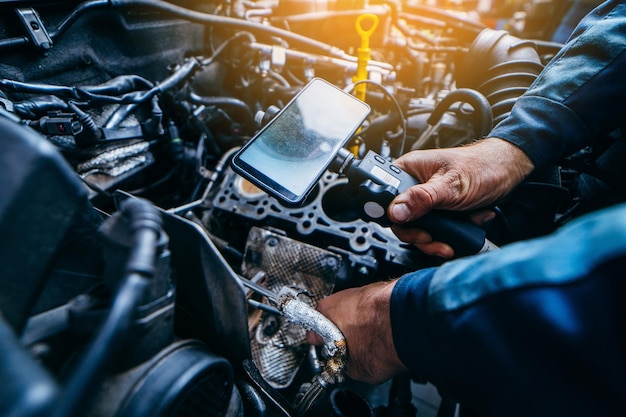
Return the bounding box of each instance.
[391,203,411,222]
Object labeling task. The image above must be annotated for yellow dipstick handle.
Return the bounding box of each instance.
[353,13,379,102]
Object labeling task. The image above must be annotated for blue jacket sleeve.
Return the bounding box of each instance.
[390,203,626,417]
[489,0,626,170]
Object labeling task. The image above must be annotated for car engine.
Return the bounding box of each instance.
[1,1,622,416]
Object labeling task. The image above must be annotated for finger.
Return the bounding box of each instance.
[470,209,496,225]
[391,225,454,258]
[388,185,436,223]
[306,330,324,346]
[390,224,433,245]
[389,174,465,223]
[414,241,455,259]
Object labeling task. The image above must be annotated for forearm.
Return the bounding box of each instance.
[312,280,407,384]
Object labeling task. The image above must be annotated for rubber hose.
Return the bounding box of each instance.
[426,88,493,137]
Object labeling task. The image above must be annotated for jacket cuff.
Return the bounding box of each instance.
[490,95,590,171]
[390,267,437,373]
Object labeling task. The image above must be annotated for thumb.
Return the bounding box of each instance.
[388,177,451,223]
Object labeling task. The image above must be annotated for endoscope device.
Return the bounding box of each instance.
[231,78,498,257]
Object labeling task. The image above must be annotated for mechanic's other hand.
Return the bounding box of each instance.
[388,138,534,257]
[306,281,407,385]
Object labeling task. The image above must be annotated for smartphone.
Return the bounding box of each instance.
[231,78,370,206]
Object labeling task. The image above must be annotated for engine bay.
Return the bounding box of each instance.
[0,1,621,416]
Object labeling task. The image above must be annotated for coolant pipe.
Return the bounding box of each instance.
[401,2,485,41]
[50,198,162,417]
[110,0,350,59]
[0,0,349,58]
[14,96,69,119]
[0,59,198,105]
[426,88,493,137]
[104,103,139,128]
[247,42,394,75]
[188,92,256,132]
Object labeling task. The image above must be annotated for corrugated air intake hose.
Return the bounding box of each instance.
[456,29,544,125]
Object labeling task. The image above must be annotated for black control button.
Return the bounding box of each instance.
[389,164,401,174]
[374,154,386,164]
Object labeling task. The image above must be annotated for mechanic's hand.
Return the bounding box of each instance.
[388,138,534,258]
[306,280,407,385]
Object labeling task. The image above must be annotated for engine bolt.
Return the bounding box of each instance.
[324,257,337,268]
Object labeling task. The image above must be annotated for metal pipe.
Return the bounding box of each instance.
[237,280,348,415]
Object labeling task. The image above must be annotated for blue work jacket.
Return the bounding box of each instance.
[492,0,626,171]
[390,2,626,415]
[391,203,626,416]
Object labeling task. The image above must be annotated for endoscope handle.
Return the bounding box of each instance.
[412,211,497,257]
[341,150,498,257]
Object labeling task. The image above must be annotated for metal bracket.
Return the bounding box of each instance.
[16,8,52,51]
